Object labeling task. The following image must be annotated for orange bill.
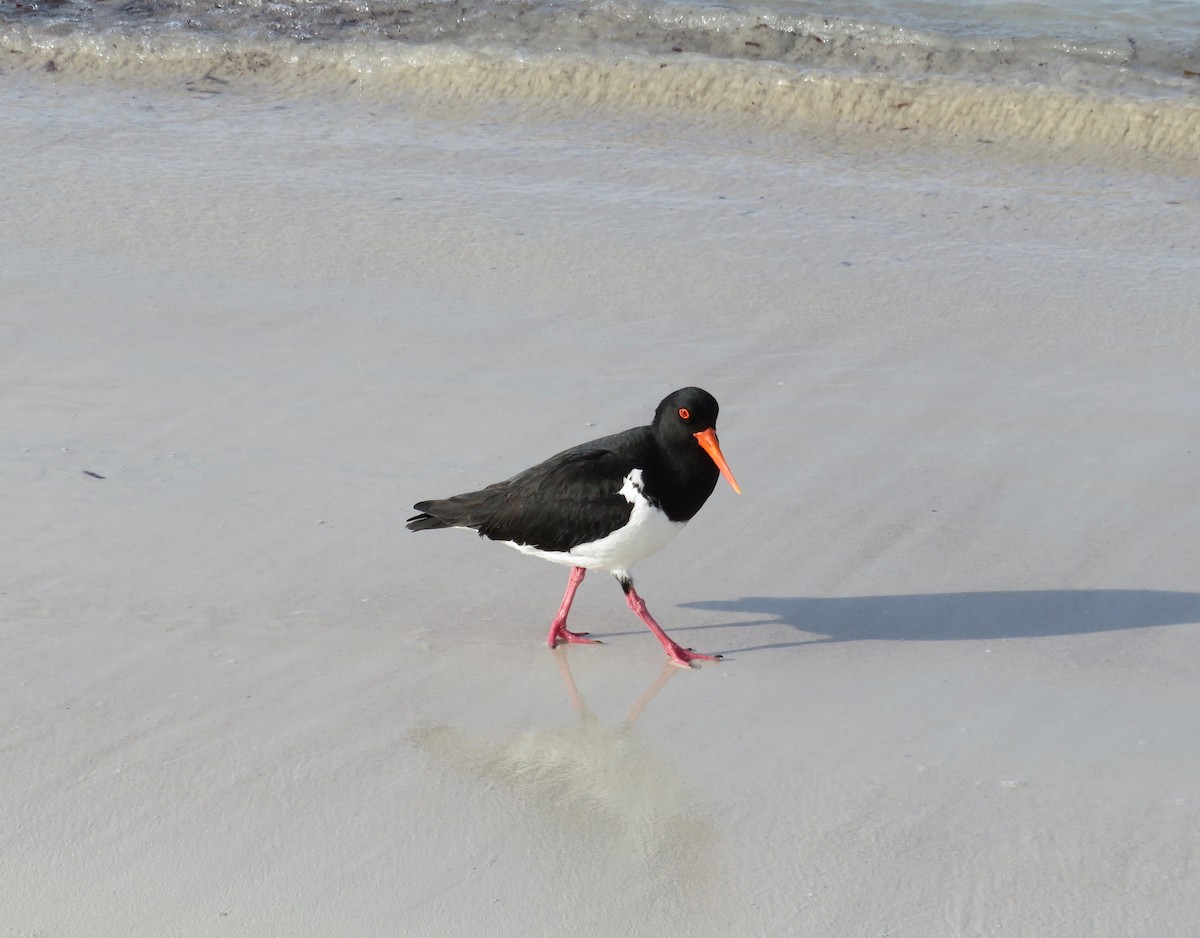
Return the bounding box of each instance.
[693,428,741,494]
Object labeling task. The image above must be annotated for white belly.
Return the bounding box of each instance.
[504,469,686,578]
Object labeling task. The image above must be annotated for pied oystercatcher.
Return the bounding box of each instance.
[407,387,740,667]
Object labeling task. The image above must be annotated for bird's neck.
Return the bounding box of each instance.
[643,437,719,523]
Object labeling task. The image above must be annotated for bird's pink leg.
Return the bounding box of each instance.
[623,581,722,668]
[547,566,601,647]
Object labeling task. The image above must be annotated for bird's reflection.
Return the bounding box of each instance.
[410,650,715,894]
[552,647,677,729]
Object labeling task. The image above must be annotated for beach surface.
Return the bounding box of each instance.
[3,75,1199,936]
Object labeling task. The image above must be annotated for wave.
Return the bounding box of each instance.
[3,0,1198,160]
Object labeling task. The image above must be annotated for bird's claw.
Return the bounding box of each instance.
[665,645,723,668]
[548,625,603,647]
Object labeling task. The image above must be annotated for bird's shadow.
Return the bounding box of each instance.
[664,589,1200,654]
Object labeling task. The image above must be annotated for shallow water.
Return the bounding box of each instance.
[3,0,1198,159]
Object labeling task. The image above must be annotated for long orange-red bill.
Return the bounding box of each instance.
[693,428,741,494]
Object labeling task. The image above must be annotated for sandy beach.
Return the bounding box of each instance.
[4,72,1199,936]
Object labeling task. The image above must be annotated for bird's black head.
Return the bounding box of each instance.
[653,387,720,433]
[652,387,740,494]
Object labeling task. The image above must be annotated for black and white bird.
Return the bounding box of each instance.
[406,387,740,668]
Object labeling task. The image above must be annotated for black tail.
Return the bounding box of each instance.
[406,498,480,532]
[406,499,452,532]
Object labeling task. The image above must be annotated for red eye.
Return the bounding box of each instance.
[678,408,690,419]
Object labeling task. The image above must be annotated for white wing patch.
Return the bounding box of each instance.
[504,468,686,577]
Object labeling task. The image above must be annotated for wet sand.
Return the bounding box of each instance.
[3,76,1199,936]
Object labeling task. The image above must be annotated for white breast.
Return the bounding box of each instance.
[504,469,686,578]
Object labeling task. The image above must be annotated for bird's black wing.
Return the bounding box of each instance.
[408,429,649,552]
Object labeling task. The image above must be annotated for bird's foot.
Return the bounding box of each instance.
[664,644,723,669]
[547,623,603,648]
